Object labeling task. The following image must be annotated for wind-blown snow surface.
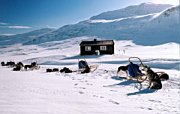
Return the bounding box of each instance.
[0,37,180,114]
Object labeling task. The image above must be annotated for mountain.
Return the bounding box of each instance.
[0,28,55,46]
[91,3,172,20]
[25,3,178,45]
[1,3,179,46]
[136,5,180,45]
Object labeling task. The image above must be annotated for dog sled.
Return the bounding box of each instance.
[125,57,148,83]
[78,59,98,74]
[117,57,169,89]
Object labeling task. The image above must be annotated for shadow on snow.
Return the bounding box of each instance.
[110,76,158,96]
[127,89,157,96]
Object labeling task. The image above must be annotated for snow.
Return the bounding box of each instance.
[89,13,157,23]
[90,3,172,20]
[136,5,180,45]
[0,37,180,114]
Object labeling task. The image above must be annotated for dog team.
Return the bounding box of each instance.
[1,61,39,71]
[1,58,169,90]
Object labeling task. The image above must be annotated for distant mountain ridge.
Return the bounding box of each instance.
[91,3,172,20]
[1,3,179,46]
[136,5,180,45]
[0,28,55,46]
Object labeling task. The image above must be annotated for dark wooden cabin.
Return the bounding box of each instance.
[80,39,114,55]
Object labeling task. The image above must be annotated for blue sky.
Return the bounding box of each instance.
[0,0,179,35]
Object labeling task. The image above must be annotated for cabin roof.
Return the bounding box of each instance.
[80,40,114,46]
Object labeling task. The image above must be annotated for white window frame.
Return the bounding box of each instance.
[100,46,107,51]
[85,46,91,51]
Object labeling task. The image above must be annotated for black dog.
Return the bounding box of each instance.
[46,68,53,72]
[117,65,128,75]
[143,66,162,89]
[6,61,16,67]
[24,65,33,70]
[157,72,169,81]
[13,62,24,71]
[1,62,5,66]
[60,67,72,73]
[52,68,59,72]
[13,66,21,71]
[24,62,38,70]
[16,62,24,67]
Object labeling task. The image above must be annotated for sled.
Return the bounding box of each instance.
[127,57,169,82]
[78,59,98,74]
[127,57,147,83]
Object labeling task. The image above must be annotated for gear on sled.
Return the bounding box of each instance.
[127,57,147,83]
[78,59,98,74]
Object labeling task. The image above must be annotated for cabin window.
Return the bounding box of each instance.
[100,46,107,51]
[85,46,91,51]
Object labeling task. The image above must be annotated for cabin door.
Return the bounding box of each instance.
[95,50,100,55]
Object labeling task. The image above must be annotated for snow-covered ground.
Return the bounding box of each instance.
[0,37,180,114]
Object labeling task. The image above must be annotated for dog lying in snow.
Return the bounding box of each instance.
[24,62,39,70]
[13,62,24,71]
[142,66,162,89]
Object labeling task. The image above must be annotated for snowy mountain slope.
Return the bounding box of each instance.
[24,13,157,45]
[25,3,179,45]
[136,5,180,45]
[0,3,178,46]
[0,28,55,46]
[91,3,172,20]
[0,37,179,114]
[89,13,157,23]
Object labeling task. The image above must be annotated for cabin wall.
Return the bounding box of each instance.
[100,45,114,55]
[80,45,114,55]
[80,46,96,55]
